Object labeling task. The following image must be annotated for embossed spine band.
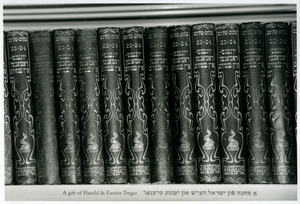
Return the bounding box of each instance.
[241,22,272,184]
[122,27,150,183]
[29,31,60,184]
[265,22,297,184]
[53,29,82,184]
[215,24,246,184]
[76,29,105,184]
[4,33,14,185]
[169,25,198,184]
[145,26,175,184]
[7,31,37,185]
[99,27,128,184]
[192,23,221,184]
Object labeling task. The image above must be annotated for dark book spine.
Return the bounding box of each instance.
[99,27,128,184]
[145,26,175,184]
[291,22,297,135]
[215,24,246,184]
[76,29,105,184]
[265,22,297,184]
[29,31,60,184]
[191,23,221,184]
[122,27,150,183]
[241,22,273,184]
[4,33,13,185]
[169,25,198,184]
[6,31,37,185]
[53,29,82,184]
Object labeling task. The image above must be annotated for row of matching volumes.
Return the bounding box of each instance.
[4,21,297,185]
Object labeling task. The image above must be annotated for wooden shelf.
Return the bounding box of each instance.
[3,3,296,30]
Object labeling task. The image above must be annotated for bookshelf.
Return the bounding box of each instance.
[3,4,297,30]
[3,3,298,202]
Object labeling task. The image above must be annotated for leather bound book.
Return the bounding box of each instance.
[99,27,128,184]
[169,25,198,184]
[241,22,272,184]
[265,22,297,184]
[76,29,105,184]
[4,33,13,185]
[7,31,37,185]
[122,26,150,184]
[145,26,175,184]
[30,31,60,184]
[53,29,82,184]
[291,22,297,136]
[215,24,246,184]
[191,23,221,184]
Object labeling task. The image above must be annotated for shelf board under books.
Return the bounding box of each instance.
[5,184,297,201]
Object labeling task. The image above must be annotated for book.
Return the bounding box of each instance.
[169,25,198,184]
[145,26,175,184]
[4,33,13,185]
[3,21,298,187]
[291,22,297,135]
[53,29,82,184]
[29,31,60,184]
[265,22,297,184]
[191,23,221,184]
[122,26,150,183]
[99,27,128,184]
[6,31,37,185]
[76,29,105,184]
[215,24,246,184]
[240,22,273,184]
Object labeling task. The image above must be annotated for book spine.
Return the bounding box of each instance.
[53,29,82,184]
[265,22,297,184]
[4,33,14,185]
[99,27,128,184]
[191,23,221,184]
[76,29,105,184]
[122,26,150,183]
[6,31,37,185]
[29,31,60,184]
[241,22,273,184]
[169,25,198,184]
[145,26,175,184]
[215,24,246,184]
[291,22,297,135]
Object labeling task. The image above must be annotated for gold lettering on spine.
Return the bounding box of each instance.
[99,27,128,184]
[216,24,246,184]
[123,27,150,183]
[7,31,37,184]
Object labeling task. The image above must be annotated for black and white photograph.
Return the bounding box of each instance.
[1,0,299,203]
